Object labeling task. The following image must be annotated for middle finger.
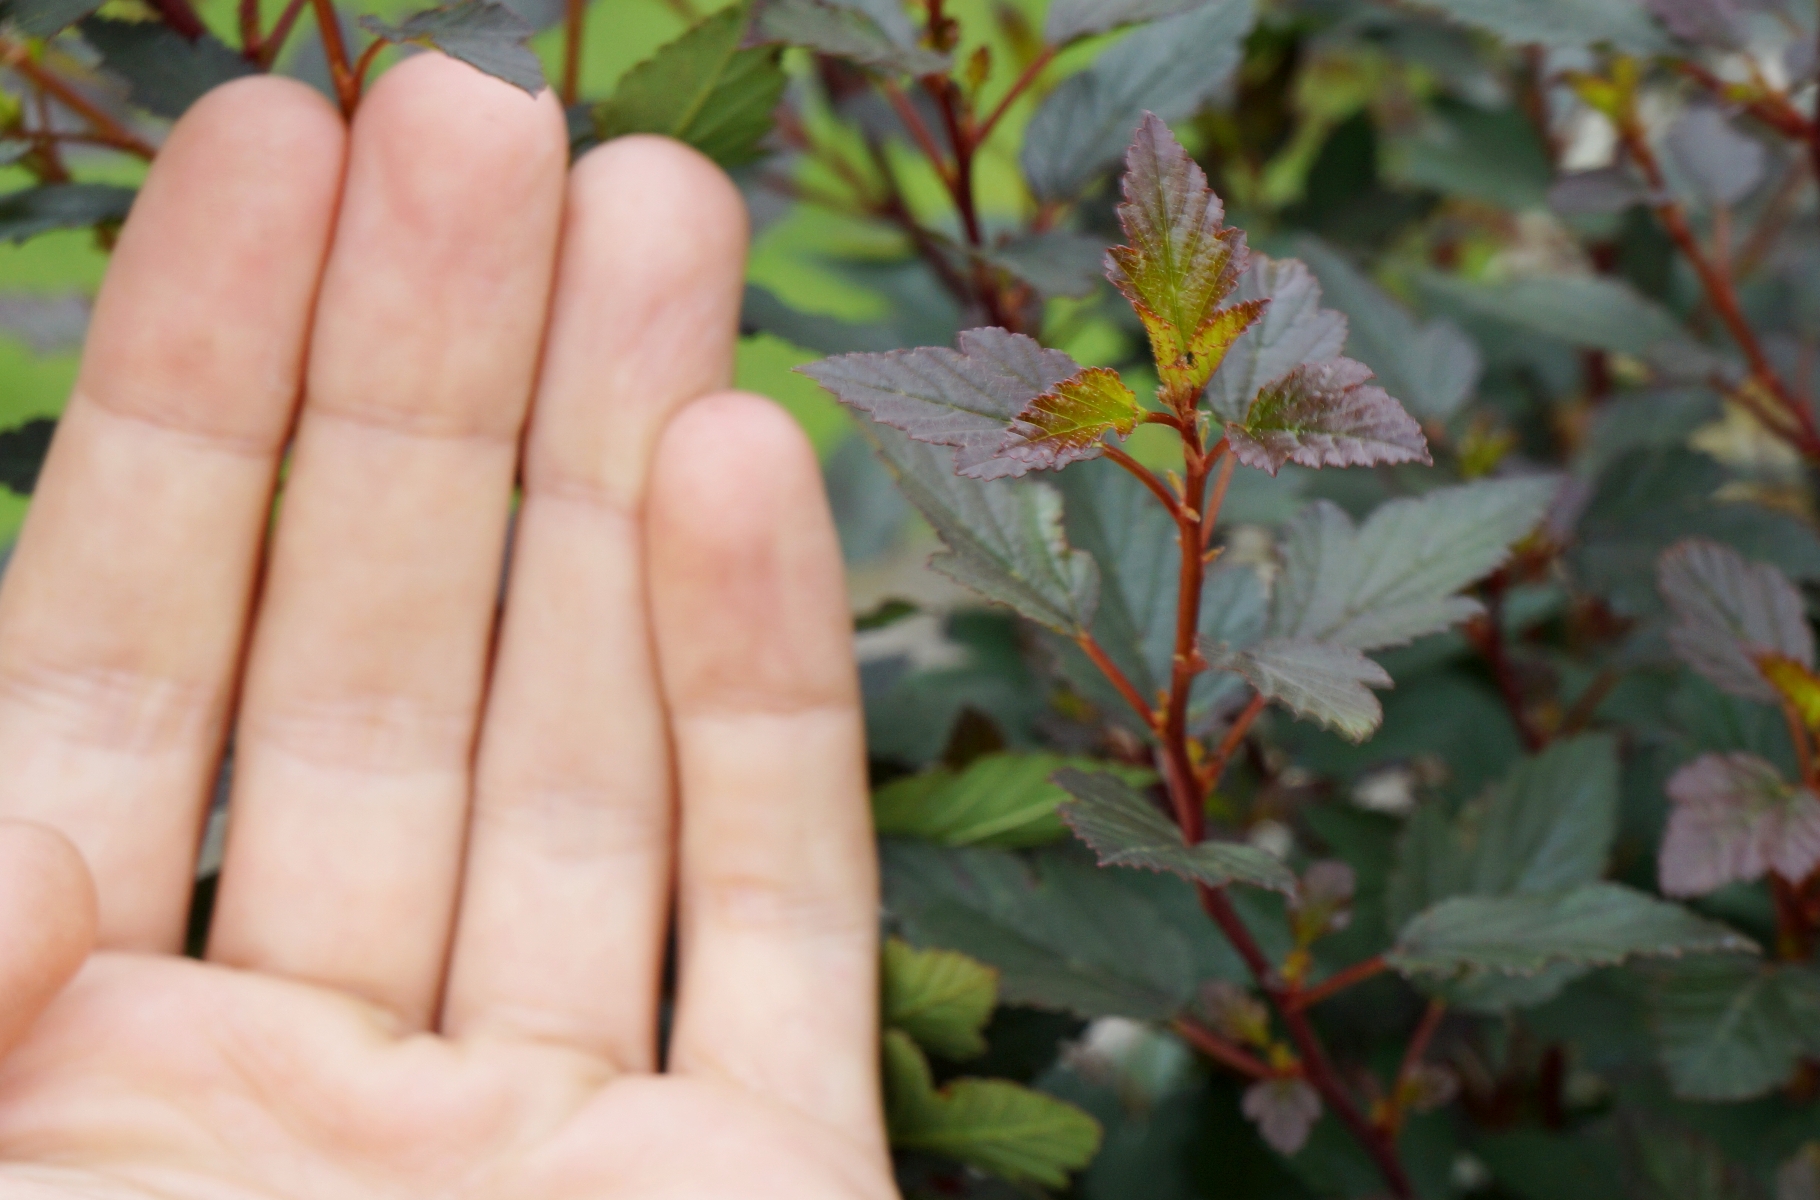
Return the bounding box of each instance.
[207,54,567,1024]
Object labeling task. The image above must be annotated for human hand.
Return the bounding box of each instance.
[0,54,891,1200]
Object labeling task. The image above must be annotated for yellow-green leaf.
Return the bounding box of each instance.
[882,938,999,1060]
[873,752,1148,848]
[883,1030,1102,1188]
[996,366,1142,472]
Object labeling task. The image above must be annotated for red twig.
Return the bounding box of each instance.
[1673,60,1812,142]
[351,39,385,93]
[1103,444,1185,517]
[1396,999,1447,1088]
[974,44,1055,148]
[880,79,952,186]
[149,0,207,40]
[259,0,312,67]
[1198,693,1266,796]
[0,41,156,160]
[309,0,359,116]
[1077,633,1159,732]
[1202,449,1236,550]
[1287,955,1388,1012]
[1558,668,1619,737]
[1621,121,1820,460]
[1172,1017,1278,1080]
[1200,886,1415,1197]
[560,0,585,105]
[1476,574,1544,752]
[239,0,263,59]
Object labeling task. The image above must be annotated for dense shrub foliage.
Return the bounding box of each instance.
[9,0,1820,1194]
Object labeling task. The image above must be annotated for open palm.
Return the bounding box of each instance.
[0,56,891,1200]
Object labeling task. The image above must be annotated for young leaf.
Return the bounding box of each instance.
[1201,638,1392,742]
[883,1029,1102,1187]
[1105,113,1264,402]
[882,937,999,1060]
[996,367,1142,472]
[1658,753,1820,898]
[863,425,1099,634]
[1223,358,1431,475]
[1202,256,1349,422]
[4,0,100,36]
[1648,957,1820,1101]
[1659,539,1813,704]
[359,0,544,94]
[1044,0,1209,42]
[591,4,786,167]
[80,18,254,119]
[872,752,1148,848]
[1387,883,1755,977]
[1289,235,1482,422]
[881,841,1198,1019]
[755,0,950,75]
[1269,476,1558,650]
[1052,767,1297,893]
[0,184,135,245]
[1020,0,1253,203]
[802,328,1081,481]
[1241,1078,1322,1155]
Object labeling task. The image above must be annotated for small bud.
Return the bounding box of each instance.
[1242,1077,1322,1155]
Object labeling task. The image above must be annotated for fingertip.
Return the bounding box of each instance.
[360,51,567,172]
[572,134,748,256]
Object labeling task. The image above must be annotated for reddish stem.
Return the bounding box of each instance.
[149,0,207,40]
[1076,633,1159,733]
[1202,450,1236,550]
[1622,121,1820,460]
[351,38,385,93]
[1476,574,1544,752]
[309,0,359,116]
[560,0,585,105]
[240,0,263,59]
[974,44,1055,148]
[1288,955,1388,1013]
[0,41,156,160]
[1558,668,1618,738]
[1200,886,1415,1198]
[259,0,312,67]
[1198,693,1266,797]
[1103,444,1184,517]
[880,79,952,186]
[1172,1017,1278,1080]
[1396,999,1447,1088]
[1673,60,1811,142]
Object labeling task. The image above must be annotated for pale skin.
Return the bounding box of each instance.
[0,54,895,1199]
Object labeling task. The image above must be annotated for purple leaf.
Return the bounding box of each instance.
[1203,255,1349,422]
[1203,637,1393,741]
[1659,753,1820,897]
[1242,1078,1322,1154]
[1658,539,1813,703]
[800,328,1081,480]
[1224,357,1431,475]
[1106,113,1263,401]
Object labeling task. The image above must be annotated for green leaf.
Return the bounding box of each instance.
[988,231,1110,299]
[1659,538,1812,704]
[1269,476,1558,650]
[1202,255,1348,422]
[80,17,254,119]
[863,424,1099,635]
[1387,883,1755,977]
[1225,357,1430,475]
[0,418,55,496]
[1053,767,1296,892]
[882,840,1198,1019]
[755,0,950,74]
[591,4,786,167]
[1418,272,1680,356]
[1647,956,1820,1101]
[873,752,1146,848]
[1465,734,1620,897]
[1044,0,1211,41]
[3,0,99,36]
[1290,235,1481,422]
[1658,752,1820,898]
[883,1029,1102,1187]
[1408,0,1669,51]
[1104,113,1263,400]
[1201,638,1392,742]
[997,367,1142,472]
[803,328,1082,481]
[882,937,999,1060]
[359,0,544,94]
[1020,0,1254,203]
[0,184,135,245]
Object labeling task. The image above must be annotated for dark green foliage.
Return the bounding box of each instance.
[359,0,543,94]
[80,18,253,118]
[0,185,134,244]
[0,418,54,496]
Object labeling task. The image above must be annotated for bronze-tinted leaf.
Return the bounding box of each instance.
[1658,753,1820,898]
[996,367,1142,472]
[1225,357,1431,475]
[1658,538,1813,703]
